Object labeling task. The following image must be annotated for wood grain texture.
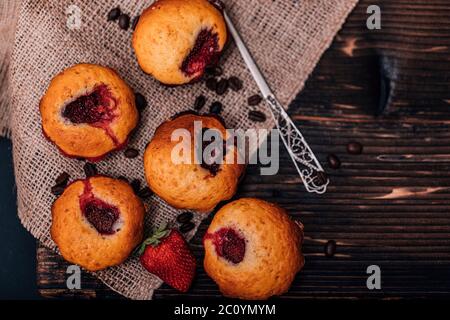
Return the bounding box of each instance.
[37,0,450,299]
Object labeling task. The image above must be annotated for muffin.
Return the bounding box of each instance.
[203,198,304,300]
[143,112,244,213]
[132,0,227,85]
[51,176,145,271]
[40,63,138,161]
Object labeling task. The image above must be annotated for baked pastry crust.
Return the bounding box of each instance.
[203,198,305,300]
[132,0,227,85]
[51,176,145,271]
[40,63,138,161]
[143,113,244,213]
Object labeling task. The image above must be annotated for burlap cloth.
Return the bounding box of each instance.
[0,0,358,299]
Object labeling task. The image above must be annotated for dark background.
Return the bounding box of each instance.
[2,0,450,300]
[0,137,40,299]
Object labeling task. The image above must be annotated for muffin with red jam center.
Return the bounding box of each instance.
[203,198,305,300]
[40,63,138,161]
[143,112,244,213]
[51,176,145,271]
[132,0,227,85]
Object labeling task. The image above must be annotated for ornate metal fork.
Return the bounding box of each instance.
[224,10,328,194]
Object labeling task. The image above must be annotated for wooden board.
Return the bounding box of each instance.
[37,0,450,299]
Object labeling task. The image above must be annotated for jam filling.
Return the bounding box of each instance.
[62,85,120,146]
[198,128,228,176]
[181,29,219,78]
[204,228,246,264]
[79,179,120,235]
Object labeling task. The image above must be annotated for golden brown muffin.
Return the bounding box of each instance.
[143,112,244,213]
[51,176,145,271]
[40,63,138,161]
[203,198,304,300]
[132,0,227,85]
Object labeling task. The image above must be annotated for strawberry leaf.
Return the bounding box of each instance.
[136,223,171,256]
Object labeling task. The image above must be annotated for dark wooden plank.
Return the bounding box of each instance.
[37,0,450,299]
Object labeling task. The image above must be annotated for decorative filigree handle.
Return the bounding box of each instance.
[266,95,329,194]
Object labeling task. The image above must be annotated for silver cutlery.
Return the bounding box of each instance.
[223,10,329,194]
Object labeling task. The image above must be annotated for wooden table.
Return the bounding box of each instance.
[37,0,450,299]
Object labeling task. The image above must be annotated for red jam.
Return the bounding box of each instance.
[79,179,120,235]
[204,228,246,264]
[61,84,120,146]
[181,29,219,78]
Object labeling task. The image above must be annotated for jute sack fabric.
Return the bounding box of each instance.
[5,0,358,299]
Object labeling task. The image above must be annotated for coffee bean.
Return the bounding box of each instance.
[315,171,328,185]
[118,175,128,182]
[177,211,193,224]
[135,92,148,111]
[51,184,66,196]
[180,222,195,233]
[228,76,243,91]
[55,172,70,187]
[194,95,206,110]
[216,78,229,95]
[248,110,266,123]
[107,7,121,21]
[131,15,140,30]
[209,101,223,115]
[137,187,153,199]
[205,78,218,91]
[83,162,97,178]
[347,141,363,155]
[205,66,223,77]
[325,240,336,257]
[124,148,139,159]
[327,154,341,169]
[118,14,130,30]
[130,179,141,194]
[248,94,262,106]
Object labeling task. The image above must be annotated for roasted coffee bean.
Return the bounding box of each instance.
[180,222,195,233]
[194,95,206,110]
[177,211,193,224]
[130,179,141,194]
[315,171,328,185]
[55,172,70,186]
[107,7,121,21]
[247,94,262,106]
[51,184,66,196]
[137,187,153,199]
[118,175,128,182]
[325,240,337,257]
[205,66,223,77]
[248,110,266,122]
[124,148,139,159]
[118,14,130,30]
[135,92,148,111]
[205,78,218,91]
[131,15,140,30]
[83,162,98,178]
[327,154,341,169]
[347,141,363,155]
[228,76,243,91]
[209,101,223,115]
[216,78,229,95]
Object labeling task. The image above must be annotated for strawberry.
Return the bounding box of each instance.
[138,224,196,292]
